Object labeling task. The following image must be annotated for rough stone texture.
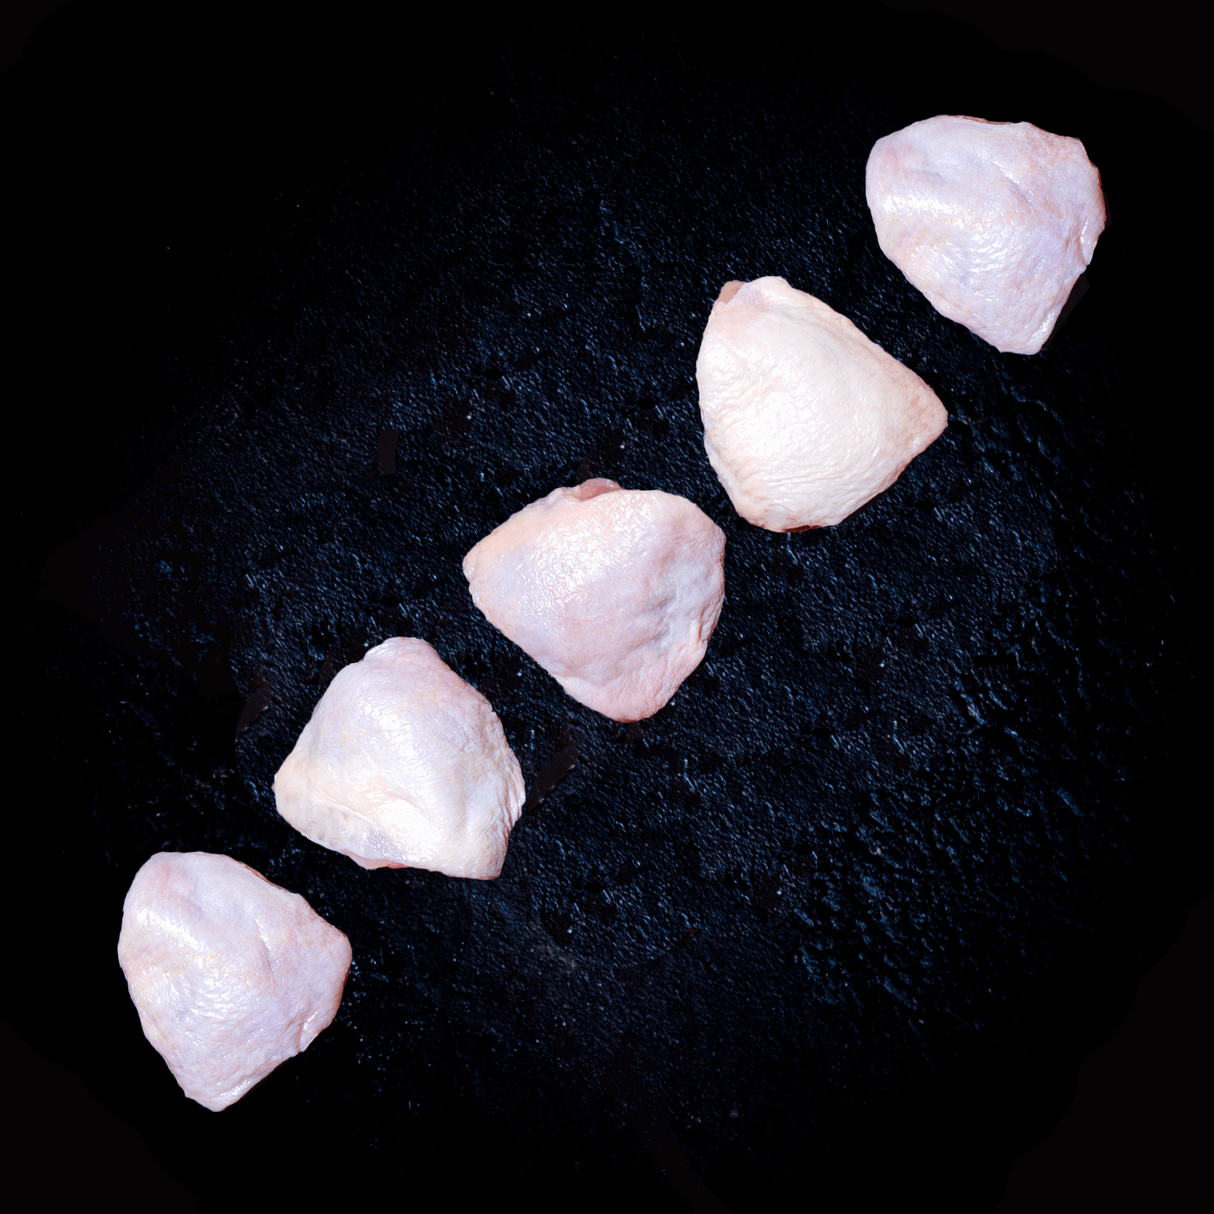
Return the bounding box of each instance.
[10,7,1203,1214]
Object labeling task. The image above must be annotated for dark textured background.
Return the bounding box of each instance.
[7,5,1207,1211]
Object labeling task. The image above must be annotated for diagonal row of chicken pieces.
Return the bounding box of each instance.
[118,115,1105,1110]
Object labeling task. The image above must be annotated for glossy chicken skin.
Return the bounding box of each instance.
[273,637,524,878]
[117,851,352,1112]
[865,115,1106,354]
[695,277,947,530]
[463,480,725,722]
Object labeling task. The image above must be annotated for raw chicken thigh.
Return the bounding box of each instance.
[273,637,524,879]
[463,479,725,722]
[865,115,1106,354]
[695,277,947,530]
[117,851,351,1112]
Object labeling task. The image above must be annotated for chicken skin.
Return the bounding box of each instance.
[117,851,352,1111]
[273,638,525,878]
[695,277,947,530]
[463,480,725,722]
[865,115,1106,354]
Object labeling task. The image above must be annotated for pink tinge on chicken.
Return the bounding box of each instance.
[865,115,1106,355]
[273,637,524,879]
[695,277,948,531]
[463,480,725,722]
[117,851,352,1112]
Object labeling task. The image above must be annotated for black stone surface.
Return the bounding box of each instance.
[8,6,1207,1212]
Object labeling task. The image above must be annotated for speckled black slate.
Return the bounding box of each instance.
[9,6,1204,1212]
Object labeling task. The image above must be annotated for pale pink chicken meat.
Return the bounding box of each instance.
[695,276,948,531]
[865,115,1106,355]
[463,480,725,722]
[273,637,524,878]
[117,851,351,1112]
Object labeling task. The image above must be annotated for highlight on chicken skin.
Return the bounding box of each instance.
[865,114,1106,354]
[462,479,725,723]
[695,276,948,531]
[117,851,352,1112]
[273,637,525,879]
